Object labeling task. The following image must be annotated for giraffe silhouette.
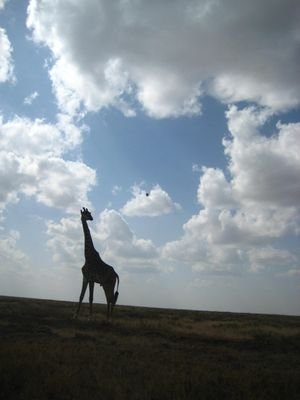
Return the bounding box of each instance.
[74,207,119,320]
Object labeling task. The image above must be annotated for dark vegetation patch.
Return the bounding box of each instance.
[0,296,300,399]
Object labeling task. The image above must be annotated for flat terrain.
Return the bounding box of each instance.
[0,296,300,399]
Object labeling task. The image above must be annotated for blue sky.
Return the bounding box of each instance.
[0,0,299,315]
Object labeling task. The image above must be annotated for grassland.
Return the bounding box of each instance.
[0,296,300,399]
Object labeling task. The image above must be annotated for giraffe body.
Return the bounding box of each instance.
[75,208,119,320]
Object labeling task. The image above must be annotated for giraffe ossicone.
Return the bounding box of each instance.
[75,207,120,320]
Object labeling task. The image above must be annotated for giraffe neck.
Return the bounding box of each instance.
[81,218,96,260]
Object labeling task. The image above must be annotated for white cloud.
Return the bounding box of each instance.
[27,0,300,118]
[224,106,300,208]
[163,106,300,275]
[121,184,181,217]
[24,91,39,105]
[247,246,297,273]
[136,74,202,118]
[0,27,15,83]
[210,73,299,112]
[47,216,83,268]
[0,1,7,10]
[95,209,159,271]
[34,157,96,213]
[0,229,29,270]
[0,114,96,214]
[0,114,81,156]
[197,167,235,209]
[0,229,35,297]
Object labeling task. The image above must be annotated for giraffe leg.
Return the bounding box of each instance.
[88,281,94,319]
[110,274,118,318]
[74,276,88,318]
[106,302,110,321]
[107,302,114,320]
[103,284,114,321]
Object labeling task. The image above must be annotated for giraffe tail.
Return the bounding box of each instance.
[113,273,119,305]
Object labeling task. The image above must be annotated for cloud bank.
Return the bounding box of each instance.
[163,106,300,274]
[0,114,96,214]
[27,0,300,118]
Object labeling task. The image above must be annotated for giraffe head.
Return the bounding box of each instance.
[81,207,93,221]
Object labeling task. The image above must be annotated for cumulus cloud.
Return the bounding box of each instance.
[0,229,33,296]
[34,158,96,212]
[163,106,300,274]
[0,114,96,214]
[0,114,81,156]
[27,0,300,118]
[47,216,83,268]
[0,27,15,83]
[197,167,235,209]
[121,184,181,217]
[0,229,29,271]
[95,209,159,271]
[247,246,297,273]
[225,106,300,208]
[47,209,159,273]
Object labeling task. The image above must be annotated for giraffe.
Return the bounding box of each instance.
[74,207,119,320]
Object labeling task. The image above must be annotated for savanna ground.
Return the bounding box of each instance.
[0,296,300,400]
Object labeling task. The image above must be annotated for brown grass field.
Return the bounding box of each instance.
[0,295,300,399]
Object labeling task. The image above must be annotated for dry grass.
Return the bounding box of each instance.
[0,296,300,399]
